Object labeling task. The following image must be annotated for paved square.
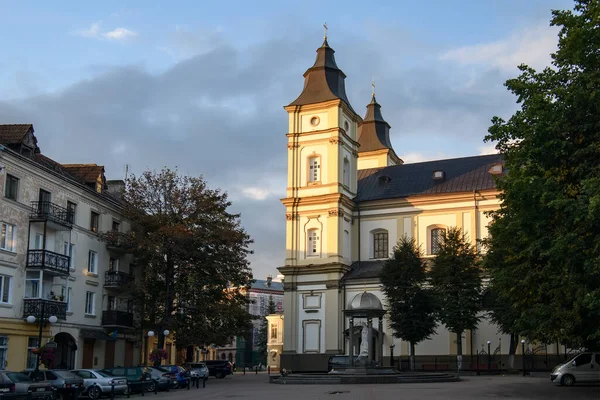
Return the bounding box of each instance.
[144,373,599,400]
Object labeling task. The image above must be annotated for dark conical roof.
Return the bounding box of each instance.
[357,94,394,152]
[288,39,356,114]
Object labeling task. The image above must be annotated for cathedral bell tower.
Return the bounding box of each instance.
[278,32,360,366]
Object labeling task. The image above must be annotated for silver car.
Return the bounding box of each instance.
[71,369,128,399]
[551,352,600,386]
[182,363,209,380]
[0,371,55,399]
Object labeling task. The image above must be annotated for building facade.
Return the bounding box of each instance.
[278,38,560,372]
[0,124,140,371]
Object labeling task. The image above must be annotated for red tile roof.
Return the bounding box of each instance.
[61,164,105,184]
[0,124,34,145]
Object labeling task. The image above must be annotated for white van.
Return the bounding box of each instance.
[551,352,600,386]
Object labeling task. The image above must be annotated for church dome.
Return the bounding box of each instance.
[348,292,383,311]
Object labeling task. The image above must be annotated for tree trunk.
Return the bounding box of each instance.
[456,331,463,372]
[409,342,416,371]
[508,333,518,369]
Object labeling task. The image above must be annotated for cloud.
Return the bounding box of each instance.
[242,187,270,201]
[478,144,498,155]
[103,28,138,41]
[75,22,101,38]
[439,24,559,72]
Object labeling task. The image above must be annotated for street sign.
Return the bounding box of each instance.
[45,341,57,348]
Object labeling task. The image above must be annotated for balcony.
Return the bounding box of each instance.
[29,201,74,229]
[27,250,70,276]
[23,298,67,321]
[102,310,134,328]
[99,231,136,254]
[104,271,134,288]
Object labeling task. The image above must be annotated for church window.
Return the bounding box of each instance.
[343,230,350,260]
[308,157,321,183]
[344,121,349,132]
[343,158,350,187]
[373,231,389,259]
[307,229,320,256]
[431,228,445,255]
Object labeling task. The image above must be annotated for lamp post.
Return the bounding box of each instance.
[487,340,491,374]
[26,302,58,380]
[521,339,526,376]
[389,344,395,368]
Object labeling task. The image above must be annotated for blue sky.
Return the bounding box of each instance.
[0,0,575,278]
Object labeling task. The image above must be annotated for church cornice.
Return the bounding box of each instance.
[278,262,350,277]
[357,148,403,165]
[281,192,356,210]
[286,127,360,149]
[284,99,362,122]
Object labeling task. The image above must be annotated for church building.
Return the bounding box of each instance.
[277,35,535,372]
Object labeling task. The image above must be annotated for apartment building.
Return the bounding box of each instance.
[0,124,140,371]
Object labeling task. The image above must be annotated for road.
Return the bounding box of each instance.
[139,373,599,400]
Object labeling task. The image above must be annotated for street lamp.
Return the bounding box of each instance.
[26,307,58,379]
[521,339,526,376]
[487,341,491,373]
[389,344,395,368]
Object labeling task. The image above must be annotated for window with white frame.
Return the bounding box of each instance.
[26,337,39,369]
[25,271,40,298]
[64,242,75,270]
[431,228,446,255]
[85,291,95,315]
[35,233,44,250]
[0,275,11,304]
[88,251,98,274]
[61,286,72,312]
[109,258,119,272]
[0,223,16,252]
[373,230,389,259]
[0,336,7,369]
[308,157,321,183]
[343,158,350,187]
[307,229,320,256]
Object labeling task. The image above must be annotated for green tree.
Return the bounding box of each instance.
[429,227,482,371]
[483,0,600,350]
[257,295,277,364]
[380,236,437,370]
[118,168,254,358]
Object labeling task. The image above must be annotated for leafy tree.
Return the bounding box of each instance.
[257,295,277,364]
[481,287,521,369]
[380,236,437,370]
[483,0,600,350]
[429,227,482,370]
[119,168,254,358]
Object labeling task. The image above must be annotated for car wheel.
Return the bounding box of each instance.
[171,381,179,389]
[560,374,575,386]
[88,386,101,400]
[124,386,131,396]
[146,381,156,392]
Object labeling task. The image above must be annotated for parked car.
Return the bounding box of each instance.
[100,367,152,394]
[551,352,600,386]
[25,370,84,399]
[182,363,209,381]
[160,366,189,388]
[144,367,173,391]
[0,371,55,399]
[71,369,128,399]
[203,360,233,379]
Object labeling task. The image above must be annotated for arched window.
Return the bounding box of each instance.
[307,229,320,257]
[372,230,389,259]
[343,158,350,187]
[308,156,321,183]
[431,228,446,255]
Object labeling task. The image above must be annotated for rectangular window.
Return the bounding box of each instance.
[64,242,75,270]
[25,271,40,298]
[61,286,73,312]
[373,232,389,259]
[112,220,120,232]
[85,291,95,315]
[4,174,19,201]
[0,336,7,369]
[270,324,278,341]
[67,201,76,224]
[0,275,11,304]
[431,228,446,255]
[308,157,320,183]
[307,229,319,256]
[0,223,16,252]
[107,295,116,311]
[35,233,44,250]
[109,258,119,272]
[27,337,39,369]
[88,251,98,274]
[38,189,51,203]
[90,212,99,233]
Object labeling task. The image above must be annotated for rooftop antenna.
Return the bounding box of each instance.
[125,164,129,180]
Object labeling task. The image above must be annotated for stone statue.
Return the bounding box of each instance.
[359,322,369,357]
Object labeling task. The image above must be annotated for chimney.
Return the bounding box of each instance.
[266,274,272,287]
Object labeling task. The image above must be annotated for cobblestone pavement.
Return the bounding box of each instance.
[137,373,599,400]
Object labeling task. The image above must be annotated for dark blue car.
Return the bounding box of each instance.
[161,366,189,389]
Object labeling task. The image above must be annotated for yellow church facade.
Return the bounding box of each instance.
[277,36,560,372]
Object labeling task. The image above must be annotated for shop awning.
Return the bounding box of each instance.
[80,329,116,341]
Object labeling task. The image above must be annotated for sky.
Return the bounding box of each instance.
[0,0,575,280]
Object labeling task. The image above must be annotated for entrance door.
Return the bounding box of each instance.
[82,339,94,369]
[105,341,115,368]
[124,342,134,367]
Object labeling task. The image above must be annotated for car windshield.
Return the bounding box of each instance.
[56,371,78,379]
[99,370,114,376]
[6,373,32,382]
[153,367,169,373]
[95,371,112,378]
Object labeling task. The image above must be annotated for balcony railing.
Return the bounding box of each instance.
[102,310,134,327]
[105,271,134,288]
[27,250,70,276]
[99,231,136,254]
[23,298,67,321]
[29,201,74,228]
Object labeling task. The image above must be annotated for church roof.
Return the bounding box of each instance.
[357,94,395,153]
[355,154,503,202]
[250,279,284,292]
[344,260,385,280]
[348,292,383,310]
[287,39,356,114]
